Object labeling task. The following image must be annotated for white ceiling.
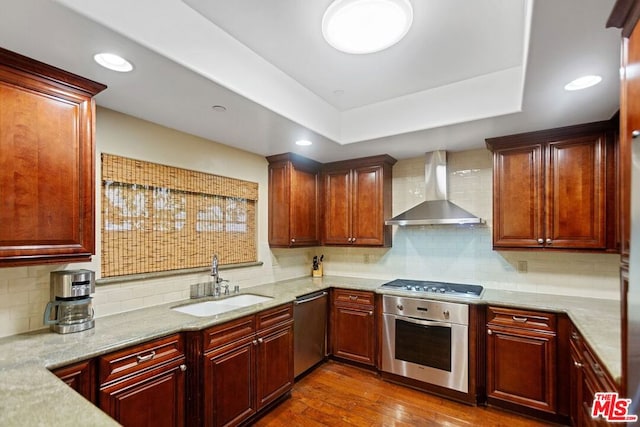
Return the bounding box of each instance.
[0,0,622,163]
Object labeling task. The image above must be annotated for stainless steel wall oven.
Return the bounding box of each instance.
[381,294,469,393]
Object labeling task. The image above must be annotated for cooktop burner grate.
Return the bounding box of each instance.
[379,279,483,298]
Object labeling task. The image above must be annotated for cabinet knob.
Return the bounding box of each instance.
[347,237,352,242]
[258,338,264,344]
[633,130,640,139]
[571,331,580,341]
[291,238,296,243]
[253,340,258,345]
[352,237,356,243]
[546,238,552,245]
[574,361,583,368]
[368,311,373,316]
[537,238,544,244]
[180,364,187,372]
[443,310,450,319]
[487,329,493,335]
[396,304,404,311]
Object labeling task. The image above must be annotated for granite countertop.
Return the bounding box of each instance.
[0,275,621,426]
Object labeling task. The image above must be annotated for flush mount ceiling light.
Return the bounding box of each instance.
[93,53,133,72]
[295,139,313,146]
[564,75,602,91]
[322,0,413,54]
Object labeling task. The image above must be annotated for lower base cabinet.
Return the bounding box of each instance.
[98,334,186,427]
[331,289,376,366]
[51,359,96,404]
[486,307,559,416]
[192,303,294,427]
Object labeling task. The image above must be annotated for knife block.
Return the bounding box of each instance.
[312,263,323,277]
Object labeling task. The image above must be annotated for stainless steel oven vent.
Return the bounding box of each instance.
[385,151,484,226]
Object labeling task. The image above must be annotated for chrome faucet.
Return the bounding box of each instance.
[210,255,228,296]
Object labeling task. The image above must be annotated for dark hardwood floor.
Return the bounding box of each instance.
[254,361,553,426]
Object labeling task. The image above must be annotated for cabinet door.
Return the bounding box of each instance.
[332,306,375,366]
[0,49,104,266]
[486,327,556,413]
[351,165,385,245]
[99,362,185,427]
[290,165,320,246]
[268,162,291,246]
[492,145,545,248]
[569,334,583,427]
[256,322,294,410]
[52,359,96,404]
[323,168,352,245]
[546,136,607,249]
[204,340,256,427]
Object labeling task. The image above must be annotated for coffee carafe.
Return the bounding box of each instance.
[44,270,95,334]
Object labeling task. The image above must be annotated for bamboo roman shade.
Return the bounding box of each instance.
[101,154,258,277]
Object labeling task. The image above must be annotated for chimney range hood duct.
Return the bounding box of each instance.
[385,151,484,226]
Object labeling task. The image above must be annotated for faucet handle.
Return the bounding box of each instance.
[223,282,230,295]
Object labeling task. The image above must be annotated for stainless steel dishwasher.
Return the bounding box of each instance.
[293,291,328,378]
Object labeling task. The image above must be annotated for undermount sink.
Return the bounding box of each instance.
[172,294,273,317]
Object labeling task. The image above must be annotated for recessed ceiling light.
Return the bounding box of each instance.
[333,89,345,96]
[93,53,133,72]
[295,140,313,146]
[322,0,413,54]
[211,105,227,112]
[564,75,602,91]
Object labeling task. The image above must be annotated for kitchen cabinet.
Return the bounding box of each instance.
[51,359,96,404]
[569,325,619,426]
[486,121,618,251]
[330,289,376,366]
[267,153,321,247]
[190,303,294,427]
[322,155,396,247]
[0,47,106,266]
[98,334,186,427]
[486,306,558,414]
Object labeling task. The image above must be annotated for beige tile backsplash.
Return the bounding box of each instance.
[0,128,620,338]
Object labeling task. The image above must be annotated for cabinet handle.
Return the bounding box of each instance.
[258,338,264,344]
[537,238,544,244]
[571,331,580,341]
[512,316,528,323]
[592,362,605,378]
[136,351,156,363]
[633,130,640,139]
[546,238,552,245]
[349,295,358,301]
[396,304,404,311]
[487,329,493,335]
[180,364,187,372]
[574,361,583,368]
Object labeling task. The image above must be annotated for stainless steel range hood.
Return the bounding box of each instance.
[385,151,484,226]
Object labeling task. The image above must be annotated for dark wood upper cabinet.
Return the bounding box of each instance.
[323,155,396,247]
[486,120,618,252]
[267,153,321,247]
[0,47,106,266]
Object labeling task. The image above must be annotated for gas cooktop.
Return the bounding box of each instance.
[379,279,484,299]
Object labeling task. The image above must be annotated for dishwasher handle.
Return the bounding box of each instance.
[295,291,328,305]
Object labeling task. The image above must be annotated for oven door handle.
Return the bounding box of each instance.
[393,315,451,328]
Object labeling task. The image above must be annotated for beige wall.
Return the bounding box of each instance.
[0,113,621,339]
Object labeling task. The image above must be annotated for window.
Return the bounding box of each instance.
[101,154,258,277]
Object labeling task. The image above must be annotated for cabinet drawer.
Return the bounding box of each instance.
[99,334,184,385]
[203,315,256,352]
[583,345,617,392]
[487,306,556,333]
[333,289,374,307]
[257,303,293,331]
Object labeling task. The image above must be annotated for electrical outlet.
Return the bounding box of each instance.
[517,260,528,273]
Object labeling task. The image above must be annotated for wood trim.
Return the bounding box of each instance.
[322,154,397,171]
[607,0,640,37]
[485,120,615,151]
